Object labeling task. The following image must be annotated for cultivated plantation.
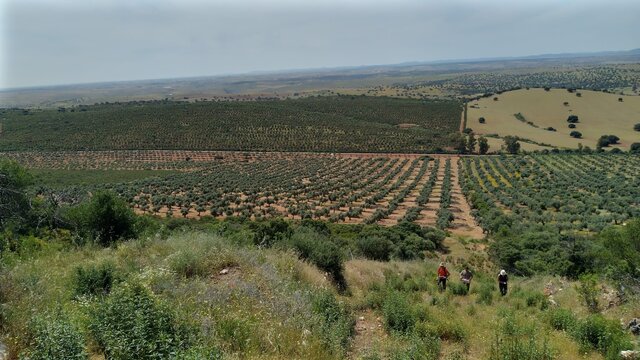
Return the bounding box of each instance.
[0,96,461,153]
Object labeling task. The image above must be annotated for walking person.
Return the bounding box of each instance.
[498,269,508,296]
[437,262,450,292]
[460,267,473,293]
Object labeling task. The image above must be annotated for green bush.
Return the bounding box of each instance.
[572,314,632,358]
[489,314,554,360]
[382,291,416,334]
[448,282,469,296]
[289,228,345,287]
[547,308,576,331]
[20,313,87,360]
[357,235,394,261]
[576,274,600,313]
[88,282,193,360]
[311,290,354,354]
[64,191,136,246]
[249,218,291,247]
[476,282,495,305]
[72,261,116,297]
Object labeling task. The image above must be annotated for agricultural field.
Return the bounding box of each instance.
[468,88,640,150]
[0,96,461,153]
[460,154,640,233]
[23,153,483,238]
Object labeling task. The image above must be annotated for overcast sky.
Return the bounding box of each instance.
[1,0,638,89]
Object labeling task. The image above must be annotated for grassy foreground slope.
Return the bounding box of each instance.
[1,220,638,360]
[0,96,460,153]
[469,89,640,150]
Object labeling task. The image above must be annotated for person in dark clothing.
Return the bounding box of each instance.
[437,262,450,291]
[460,267,473,293]
[498,269,508,296]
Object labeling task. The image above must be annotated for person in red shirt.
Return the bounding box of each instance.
[437,262,450,291]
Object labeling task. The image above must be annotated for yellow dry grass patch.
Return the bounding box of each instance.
[469,88,640,150]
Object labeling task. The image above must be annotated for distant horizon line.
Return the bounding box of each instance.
[2,47,639,92]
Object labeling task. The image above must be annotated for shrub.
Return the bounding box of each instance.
[568,123,576,129]
[634,123,640,131]
[382,291,416,334]
[64,191,136,246]
[20,313,87,360]
[357,235,394,261]
[311,290,354,353]
[289,228,345,286]
[630,143,640,153]
[547,308,576,331]
[394,233,431,260]
[168,249,210,278]
[476,282,495,305]
[576,274,599,313]
[249,218,291,247]
[523,291,547,308]
[597,135,620,148]
[567,115,579,123]
[73,261,116,297]
[88,282,193,360]
[479,117,486,124]
[570,131,582,139]
[488,314,554,360]
[572,314,632,357]
[448,282,468,296]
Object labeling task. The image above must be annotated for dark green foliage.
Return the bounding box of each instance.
[73,262,116,297]
[503,136,520,154]
[0,97,461,153]
[64,191,136,246]
[382,291,416,334]
[357,235,394,261]
[633,123,640,131]
[20,313,87,360]
[567,115,579,123]
[250,218,292,247]
[89,282,193,360]
[568,123,576,129]
[569,131,582,138]
[479,136,490,154]
[479,117,486,124]
[290,228,345,287]
[0,159,32,230]
[630,142,640,153]
[597,135,620,148]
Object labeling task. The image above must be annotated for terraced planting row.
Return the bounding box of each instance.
[37,155,480,232]
[460,154,640,233]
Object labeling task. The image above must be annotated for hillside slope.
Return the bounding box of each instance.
[468,89,640,150]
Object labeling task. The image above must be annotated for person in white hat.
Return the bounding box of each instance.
[498,270,508,296]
